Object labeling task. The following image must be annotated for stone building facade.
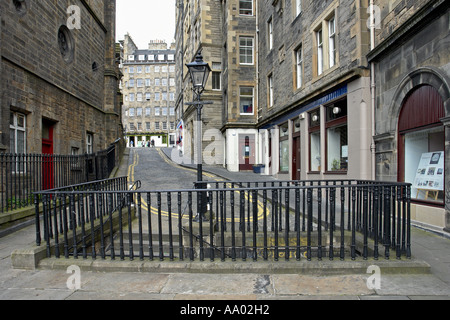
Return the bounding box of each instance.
[175,0,258,170]
[1,0,122,155]
[121,35,177,148]
[174,0,449,233]
[175,0,224,164]
[367,0,450,232]
[257,0,373,181]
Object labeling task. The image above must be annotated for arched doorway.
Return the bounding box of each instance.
[398,85,445,204]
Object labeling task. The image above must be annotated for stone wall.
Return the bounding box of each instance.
[369,0,450,230]
[257,0,370,126]
[0,0,121,154]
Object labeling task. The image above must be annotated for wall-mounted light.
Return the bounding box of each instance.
[333,107,341,115]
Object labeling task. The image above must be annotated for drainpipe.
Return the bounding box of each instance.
[255,0,260,167]
[369,0,376,181]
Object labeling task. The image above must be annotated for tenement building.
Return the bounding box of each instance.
[175,0,258,170]
[257,0,372,181]
[174,0,449,233]
[121,35,177,148]
[1,0,122,155]
[175,0,224,163]
[367,0,450,233]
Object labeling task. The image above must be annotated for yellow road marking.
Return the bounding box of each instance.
[128,148,269,221]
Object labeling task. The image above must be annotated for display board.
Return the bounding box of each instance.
[413,151,444,192]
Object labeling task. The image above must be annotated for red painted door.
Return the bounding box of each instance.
[239,135,255,171]
[42,122,54,190]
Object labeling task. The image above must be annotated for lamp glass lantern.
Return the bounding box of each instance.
[186,53,211,94]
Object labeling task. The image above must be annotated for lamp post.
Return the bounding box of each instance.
[186,52,211,221]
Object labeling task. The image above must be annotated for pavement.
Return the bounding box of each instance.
[0,147,450,302]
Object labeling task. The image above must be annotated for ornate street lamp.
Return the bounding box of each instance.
[186,52,211,96]
[186,52,211,221]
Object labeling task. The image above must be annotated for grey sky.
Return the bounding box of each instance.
[116,0,176,49]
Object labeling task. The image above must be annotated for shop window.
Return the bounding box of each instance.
[398,85,445,205]
[326,99,348,172]
[308,109,321,172]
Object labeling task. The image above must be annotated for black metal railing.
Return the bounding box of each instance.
[34,176,136,259]
[34,179,412,262]
[1,144,118,213]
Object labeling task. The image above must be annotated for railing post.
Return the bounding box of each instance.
[329,186,335,260]
[340,185,345,261]
[317,186,322,261]
[147,192,154,261]
[406,185,411,259]
[252,189,258,261]
[167,192,174,261]
[35,193,41,246]
[351,186,356,260]
[384,186,391,260]
[307,188,312,261]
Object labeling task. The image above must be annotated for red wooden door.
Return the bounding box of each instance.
[42,123,54,190]
[239,135,255,171]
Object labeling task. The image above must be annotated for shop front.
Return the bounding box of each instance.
[259,79,372,182]
[373,68,449,232]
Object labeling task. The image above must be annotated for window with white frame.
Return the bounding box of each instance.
[239,36,254,65]
[295,45,303,89]
[268,74,274,108]
[267,18,273,51]
[329,17,336,68]
[240,87,254,115]
[316,28,323,75]
[296,0,302,16]
[9,111,26,155]
[86,133,93,154]
[212,71,221,90]
[239,0,253,15]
